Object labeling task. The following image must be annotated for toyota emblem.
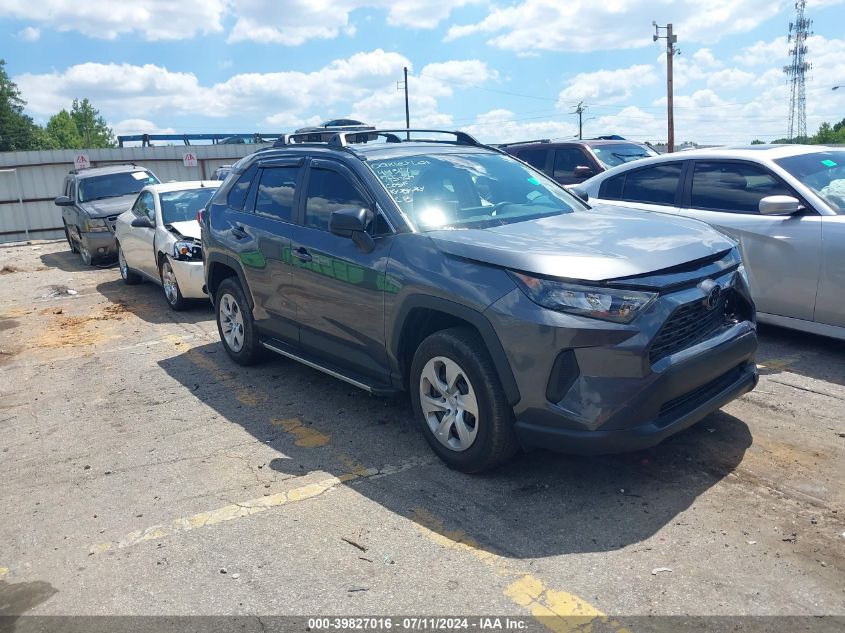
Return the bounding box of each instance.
[704,284,722,311]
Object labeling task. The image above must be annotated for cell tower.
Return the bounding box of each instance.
[784,0,812,140]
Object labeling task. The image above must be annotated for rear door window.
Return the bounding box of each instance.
[227,165,258,210]
[517,149,550,172]
[553,148,591,178]
[690,161,794,214]
[601,163,682,205]
[254,166,299,222]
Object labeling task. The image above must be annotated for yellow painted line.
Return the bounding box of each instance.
[91,460,424,554]
[272,417,330,447]
[411,508,628,633]
[0,567,8,580]
[757,355,801,371]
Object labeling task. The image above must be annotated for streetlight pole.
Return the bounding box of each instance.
[653,22,678,153]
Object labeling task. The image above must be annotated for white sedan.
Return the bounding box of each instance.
[114,181,220,310]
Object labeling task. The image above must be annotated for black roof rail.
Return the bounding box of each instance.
[328,129,483,148]
[496,138,551,148]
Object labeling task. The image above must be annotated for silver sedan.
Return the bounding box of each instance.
[114,181,220,310]
[577,145,845,340]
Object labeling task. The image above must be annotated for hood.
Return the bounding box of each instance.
[426,204,736,282]
[79,194,138,218]
[167,220,201,240]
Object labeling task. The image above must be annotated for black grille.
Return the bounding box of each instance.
[659,365,745,418]
[106,215,119,233]
[649,293,729,364]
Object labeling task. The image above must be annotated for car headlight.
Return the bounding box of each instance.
[173,241,201,260]
[86,218,110,232]
[737,263,749,287]
[509,271,657,323]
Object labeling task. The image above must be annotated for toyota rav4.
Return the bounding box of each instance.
[200,130,758,472]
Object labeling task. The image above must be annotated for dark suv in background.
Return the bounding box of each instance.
[54,164,159,265]
[502,138,657,186]
[201,129,757,472]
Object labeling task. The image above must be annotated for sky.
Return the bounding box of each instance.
[1,0,844,145]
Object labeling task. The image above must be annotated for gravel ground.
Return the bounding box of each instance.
[1,240,843,628]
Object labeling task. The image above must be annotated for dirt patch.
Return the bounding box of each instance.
[0,265,21,275]
[0,319,19,333]
[35,302,132,349]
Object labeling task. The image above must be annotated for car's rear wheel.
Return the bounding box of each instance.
[160,258,187,311]
[410,327,519,472]
[118,244,142,285]
[215,277,263,365]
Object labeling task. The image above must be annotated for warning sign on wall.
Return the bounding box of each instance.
[74,154,90,170]
[183,152,198,167]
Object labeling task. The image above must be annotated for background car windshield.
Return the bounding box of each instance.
[160,188,217,224]
[774,151,845,213]
[591,143,657,168]
[78,171,159,202]
[369,152,580,230]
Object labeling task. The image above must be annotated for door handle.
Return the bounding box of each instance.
[293,247,312,263]
[230,225,248,239]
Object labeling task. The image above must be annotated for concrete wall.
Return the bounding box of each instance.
[0,144,269,244]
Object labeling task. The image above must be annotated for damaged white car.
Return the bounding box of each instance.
[115,181,220,310]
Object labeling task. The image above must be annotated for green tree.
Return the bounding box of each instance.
[69,98,115,148]
[46,109,84,149]
[750,139,766,144]
[0,58,51,151]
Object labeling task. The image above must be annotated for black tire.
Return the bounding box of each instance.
[160,257,188,311]
[79,240,93,266]
[118,244,142,285]
[215,277,264,365]
[64,221,79,253]
[410,326,519,473]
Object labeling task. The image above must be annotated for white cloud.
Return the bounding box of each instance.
[446,0,786,53]
[227,0,479,45]
[17,26,40,41]
[462,109,578,144]
[109,119,176,138]
[557,65,658,106]
[0,0,226,40]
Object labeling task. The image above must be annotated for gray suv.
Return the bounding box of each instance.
[54,164,159,265]
[201,130,758,472]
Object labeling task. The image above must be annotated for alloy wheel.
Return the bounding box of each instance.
[161,260,179,305]
[219,293,245,353]
[419,356,480,452]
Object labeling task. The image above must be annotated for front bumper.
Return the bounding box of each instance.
[169,258,206,299]
[485,266,758,455]
[80,232,117,259]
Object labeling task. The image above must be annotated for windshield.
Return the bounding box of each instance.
[160,188,217,224]
[774,150,845,213]
[78,171,159,203]
[368,152,581,231]
[591,143,657,168]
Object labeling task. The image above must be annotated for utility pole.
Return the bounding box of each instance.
[397,67,410,140]
[784,0,812,141]
[653,22,678,152]
[573,101,586,139]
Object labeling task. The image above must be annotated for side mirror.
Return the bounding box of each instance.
[329,207,375,253]
[759,195,801,215]
[573,166,596,179]
[568,186,589,203]
[54,196,73,207]
[131,215,154,228]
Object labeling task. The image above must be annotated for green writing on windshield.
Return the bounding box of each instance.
[527,177,541,185]
[821,159,837,167]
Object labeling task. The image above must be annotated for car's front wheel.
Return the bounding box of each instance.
[160,258,187,311]
[215,277,263,365]
[63,221,79,254]
[78,240,92,266]
[410,327,519,472]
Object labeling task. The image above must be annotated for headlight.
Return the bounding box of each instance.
[86,218,109,232]
[173,241,201,259]
[509,271,657,323]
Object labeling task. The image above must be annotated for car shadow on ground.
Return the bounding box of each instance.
[95,278,212,325]
[756,324,845,386]
[159,342,753,558]
[38,250,96,273]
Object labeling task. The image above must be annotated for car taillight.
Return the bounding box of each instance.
[197,209,204,224]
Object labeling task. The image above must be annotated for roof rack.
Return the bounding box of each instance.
[328,129,483,148]
[496,138,551,148]
[273,131,341,147]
